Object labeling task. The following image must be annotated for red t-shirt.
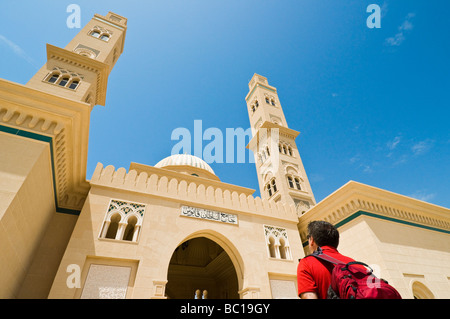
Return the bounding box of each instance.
[297,246,355,299]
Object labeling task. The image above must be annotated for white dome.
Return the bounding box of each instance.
[155,154,216,176]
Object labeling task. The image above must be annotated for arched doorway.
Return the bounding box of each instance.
[412,281,435,299]
[166,237,239,299]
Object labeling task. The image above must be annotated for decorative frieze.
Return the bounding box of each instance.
[264,225,288,239]
[181,205,238,225]
[108,199,145,217]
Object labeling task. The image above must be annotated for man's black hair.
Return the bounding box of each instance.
[307,220,340,248]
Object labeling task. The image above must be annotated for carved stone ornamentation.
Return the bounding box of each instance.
[181,206,238,225]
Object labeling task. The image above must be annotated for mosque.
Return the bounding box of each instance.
[1,12,449,299]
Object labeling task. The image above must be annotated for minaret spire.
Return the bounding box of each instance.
[246,74,316,216]
[26,12,127,107]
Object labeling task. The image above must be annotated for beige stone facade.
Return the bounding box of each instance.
[48,160,302,299]
[1,12,449,299]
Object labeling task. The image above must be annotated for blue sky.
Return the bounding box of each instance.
[1,1,449,208]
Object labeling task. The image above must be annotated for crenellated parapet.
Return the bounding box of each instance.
[90,162,299,223]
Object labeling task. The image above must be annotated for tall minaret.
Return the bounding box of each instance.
[26,12,127,107]
[0,12,128,298]
[246,74,316,216]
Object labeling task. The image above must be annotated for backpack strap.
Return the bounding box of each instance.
[310,247,345,265]
[309,247,374,274]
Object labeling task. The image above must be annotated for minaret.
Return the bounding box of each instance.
[0,12,128,298]
[26,12,127,107]
[246,74,316,216]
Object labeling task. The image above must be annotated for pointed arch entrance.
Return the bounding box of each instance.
[165,236,240,299]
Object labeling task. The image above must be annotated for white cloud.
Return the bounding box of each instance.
[387,136,401,150]
[392,154,408,166]
[362,165,373,174]
[0,34,36,66]
[348,152,376,173]
[349,154,361,164]
[386,33,405,47]
[400,19,414,31]
[385,13,416,47]
[411,139,434,155]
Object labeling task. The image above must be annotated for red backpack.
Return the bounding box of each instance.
[310,248,402,299]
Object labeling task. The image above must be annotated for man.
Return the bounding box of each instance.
[297,220,355,299]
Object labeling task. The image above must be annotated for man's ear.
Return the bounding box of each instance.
[309,236,318,251]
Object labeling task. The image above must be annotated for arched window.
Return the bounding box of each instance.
[266,146,270,156]
[282,145,287,154]
[294,178,302,190]
[264,225,292,260]
[288,147,293,156]
[278,143,282,153]
[68,79,79,90]
[105,213,121,239]
[58,77,70,87]
[267,183,272,197]
[271,99,275,106]
[412,281,434,299]
[279,238,287,259]
[90,30,101,38]
[287,174,302,191]
[268,237,276,258]
[45,71,82,90]
[251,100,259,113]
[100,34,110,41]
[123,215,138,241]
[47,73,60,83]
[100,200,145,243]
[271,179,276,192]
[287,176,294,188]
[103,213,142,242]
[265,97,270,104]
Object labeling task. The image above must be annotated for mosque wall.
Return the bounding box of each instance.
[0,133,55,298]
[48,162,304,298]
